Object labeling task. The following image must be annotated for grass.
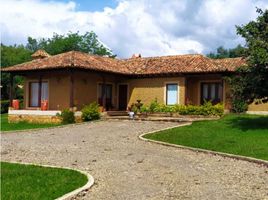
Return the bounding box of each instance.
[1,162,88,200]
[1,114,60,132]
[144,114,268,161]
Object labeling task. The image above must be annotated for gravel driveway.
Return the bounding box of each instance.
[1,120,268,200]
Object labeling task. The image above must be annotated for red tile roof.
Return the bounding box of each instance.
[31,49,51,59]
[2,50,247,75]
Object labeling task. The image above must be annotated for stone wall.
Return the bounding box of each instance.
[8,114,62,124]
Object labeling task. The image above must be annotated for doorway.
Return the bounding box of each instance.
[118,84,128,110]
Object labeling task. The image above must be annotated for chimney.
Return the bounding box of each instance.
[31,49,51,60]
[131,53,141,58]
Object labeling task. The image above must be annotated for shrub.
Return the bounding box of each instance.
[81,102,100,121]
[129,104,138,113]
[136,99,224,116]
[231,99,248,113]
[1,100,10,114]
[140,105,149,113]
[19,99,24,109]
[149,98,160,112]
[59,109,75,124]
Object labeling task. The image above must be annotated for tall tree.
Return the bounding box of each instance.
[207,44,246,59]
[227,8,268,112]
[1,31,116,100]
[27,31,115,57]
[1,44,32,100]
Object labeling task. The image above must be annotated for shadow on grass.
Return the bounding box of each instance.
[227,115,268,131]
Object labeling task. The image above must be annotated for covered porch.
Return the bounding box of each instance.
[7,69,131,112]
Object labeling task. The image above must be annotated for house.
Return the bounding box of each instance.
[2,50,267,123]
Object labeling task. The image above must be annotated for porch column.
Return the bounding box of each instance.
[102,76,106,110]
[9,73,14,107]
[184,77,188,105]
[69,70,74,108]
[38,75,42,107]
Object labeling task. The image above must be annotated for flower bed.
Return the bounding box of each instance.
[130,99,224,116]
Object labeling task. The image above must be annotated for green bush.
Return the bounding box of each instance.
[59,109,75,124]
[231,99,248,113]
[19,99,24,109]
[1,100,10,114]
[1,99,24,114]
[81,102,100,121]
[149,98,160,112]
[140,105,149,113]
[140,100,224,116]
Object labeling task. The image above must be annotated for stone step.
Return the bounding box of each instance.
[106,111,129,116]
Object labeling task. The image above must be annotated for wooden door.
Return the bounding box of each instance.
[118,84,128,110]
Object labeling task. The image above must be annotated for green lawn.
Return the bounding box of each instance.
[144,114,268,160]
[1,114,60,132]
[1,162,88,200]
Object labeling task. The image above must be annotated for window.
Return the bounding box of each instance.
[166,83,178,105]
[201,82,223,104]
[29,81,48,107]
[98,83,113,109]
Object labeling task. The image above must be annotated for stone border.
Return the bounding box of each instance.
[139,123,268,167]
[8,109,61,116]
[246,111,268,115]
[1,161,94,200]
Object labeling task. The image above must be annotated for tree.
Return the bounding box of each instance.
[27,31,115,57]
[227,8,268,112]
[207,44,246,59]
[1,44,32,100]
[1,31,116,100]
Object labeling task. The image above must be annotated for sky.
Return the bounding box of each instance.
[1,0,268,58]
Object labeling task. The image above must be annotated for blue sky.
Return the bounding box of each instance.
[1,0,268,58]
[57,0,118,11]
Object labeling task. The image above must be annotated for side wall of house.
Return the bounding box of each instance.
[24,72,70,110]
[126,77,186,106]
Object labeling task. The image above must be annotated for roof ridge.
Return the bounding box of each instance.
[121,54,205,61]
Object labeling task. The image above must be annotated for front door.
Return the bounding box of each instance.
[118,84,128,110]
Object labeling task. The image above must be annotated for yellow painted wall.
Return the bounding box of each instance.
[127,77,186,106]
[23,72,268,112]
[24,72,70,110]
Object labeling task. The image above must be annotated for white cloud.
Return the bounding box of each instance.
[1,0,268,58]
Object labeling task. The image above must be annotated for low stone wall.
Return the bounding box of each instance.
[8,110,83,124]
[8,114,62,124]
[8,110,61,124]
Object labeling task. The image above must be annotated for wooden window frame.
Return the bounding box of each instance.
[28,80,49,108]
[165,83,179,105]
[200,82,223,105]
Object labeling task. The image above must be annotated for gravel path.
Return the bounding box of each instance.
[1,120,268,200]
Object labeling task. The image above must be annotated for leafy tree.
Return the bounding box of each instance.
[1,31,115,100]
[227,8,268,112]
[1,44,32,100]
[27,31,115,57]
[207,44,246,59]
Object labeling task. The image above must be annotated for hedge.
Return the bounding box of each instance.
[131,99,224,116]
[1,99,24,114]
[81,102,100,121]
[1,100,10,114]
